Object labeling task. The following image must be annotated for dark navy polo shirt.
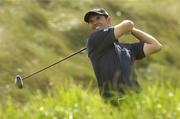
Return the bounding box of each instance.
[86,27,145,98]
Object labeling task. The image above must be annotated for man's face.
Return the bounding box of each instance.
[87,14,111,31]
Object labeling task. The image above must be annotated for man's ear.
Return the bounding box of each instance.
[107,16,112,25]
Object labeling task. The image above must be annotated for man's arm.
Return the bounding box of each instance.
[131,28,162,56]
[114,20,134,38]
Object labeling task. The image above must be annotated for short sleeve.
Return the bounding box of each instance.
[131,42,145,60]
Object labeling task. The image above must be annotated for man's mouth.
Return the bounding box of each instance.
[95,26,100,30]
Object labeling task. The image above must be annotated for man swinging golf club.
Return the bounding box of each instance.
[84,8,162,98]
[15,8,162,99]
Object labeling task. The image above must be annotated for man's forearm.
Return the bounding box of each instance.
[131,28,157,44]
[131,27,162,55]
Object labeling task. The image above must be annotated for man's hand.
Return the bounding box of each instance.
[114,20,134,39]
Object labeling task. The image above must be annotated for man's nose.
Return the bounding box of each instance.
[92,20,98,25]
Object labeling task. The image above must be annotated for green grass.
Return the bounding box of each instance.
[1,83,180,119]
[0,0,180,118]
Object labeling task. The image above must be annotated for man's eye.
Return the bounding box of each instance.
[96,16,101,20]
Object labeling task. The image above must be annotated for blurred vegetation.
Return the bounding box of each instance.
[0,0,179,118]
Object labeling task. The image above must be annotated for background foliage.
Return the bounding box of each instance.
[0,0,179,118]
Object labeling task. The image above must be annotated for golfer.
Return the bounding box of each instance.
[84,8,162,98]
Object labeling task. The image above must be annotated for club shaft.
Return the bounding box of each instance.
[22,47,87,80]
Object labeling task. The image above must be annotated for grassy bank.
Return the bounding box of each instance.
[0,0,179,118]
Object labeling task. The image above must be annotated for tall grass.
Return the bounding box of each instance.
[1,82,180,119]
[0,0,179,118]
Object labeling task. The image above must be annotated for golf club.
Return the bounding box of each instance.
[15,47,87,89]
